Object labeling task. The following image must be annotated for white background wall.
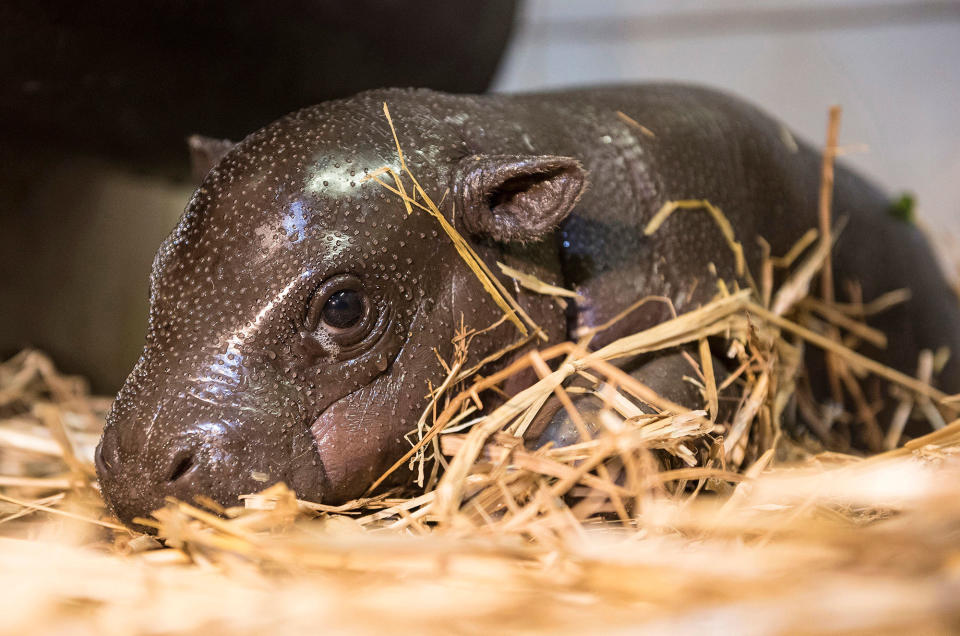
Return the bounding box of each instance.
[493,0,960,274]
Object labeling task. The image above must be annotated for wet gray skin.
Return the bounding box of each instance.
[96,85,960,528]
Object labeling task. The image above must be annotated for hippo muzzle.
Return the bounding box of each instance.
[96,353,328,527]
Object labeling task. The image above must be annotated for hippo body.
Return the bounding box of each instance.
[96,84,960,527]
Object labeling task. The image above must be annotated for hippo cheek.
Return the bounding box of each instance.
[309,390,410,504]
[279,428,331,502]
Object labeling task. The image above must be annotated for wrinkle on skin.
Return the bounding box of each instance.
[308,379,367,444]
[289,429,324,464]
[182,386,281,418]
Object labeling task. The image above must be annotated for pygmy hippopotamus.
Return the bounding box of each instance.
[95,84,960,528]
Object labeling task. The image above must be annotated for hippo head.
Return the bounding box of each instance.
[96,91,586,527]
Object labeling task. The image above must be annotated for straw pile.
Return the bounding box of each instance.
[2,107,960,635]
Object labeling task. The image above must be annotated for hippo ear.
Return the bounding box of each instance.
[456,154,588,243]
[187,135,235,182]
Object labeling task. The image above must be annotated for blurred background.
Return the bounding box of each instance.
[2,0,958,393]
[495,0,960,248]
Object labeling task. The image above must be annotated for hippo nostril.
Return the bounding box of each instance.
[94,442,111,476]
[166,450,198,483]
[95,428,122,478]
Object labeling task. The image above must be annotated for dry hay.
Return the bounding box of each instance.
[3,106,960,635]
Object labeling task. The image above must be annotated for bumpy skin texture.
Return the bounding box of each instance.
[96,84,960,528]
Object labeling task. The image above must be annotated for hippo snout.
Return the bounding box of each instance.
[96,387,328,529]
[95,424,207,524]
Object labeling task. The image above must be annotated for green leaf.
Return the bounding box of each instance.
[888,192,916,224]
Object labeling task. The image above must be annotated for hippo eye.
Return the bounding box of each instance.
[322,290,364,329]
[304,274,376,350]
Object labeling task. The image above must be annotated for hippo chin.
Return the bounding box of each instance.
[96,84,960,528]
